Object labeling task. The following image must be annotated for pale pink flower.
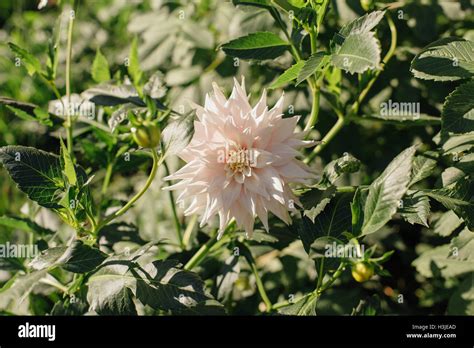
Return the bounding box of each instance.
[164,78,314,237]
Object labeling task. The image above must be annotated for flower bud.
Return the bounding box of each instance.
[351,262,374,282]
[131,121,161,148]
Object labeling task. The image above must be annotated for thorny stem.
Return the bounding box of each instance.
[94,148,161,234]
[164,160,184,249]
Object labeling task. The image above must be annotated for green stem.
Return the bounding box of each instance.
[243,245,273,312]
[65,2,76,155]
[101,161,114,196]
[182,214,197,250]
[184,220,235,270]
[305,112,345,164]
[164,160,184,249]
[304,85,320,132]
[95,149,161,233]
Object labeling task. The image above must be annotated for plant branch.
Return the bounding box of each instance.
[163,160,184,249]
[65,1,77,155]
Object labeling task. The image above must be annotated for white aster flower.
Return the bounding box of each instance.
[164,78,314,238]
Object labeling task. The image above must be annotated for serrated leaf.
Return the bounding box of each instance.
[92,48,111,83]
[413,244,474,278]
[135,259,225,314]
[278,293,317,315]
[432,210,463,237]
[442,80,474,135]
[450,228,474,261]
[331,32,381,74]
[0,215,53,235]
[214,255,240,301]
[399,190,430,227]
[361,146,416,236]
[424,177,474,229]
[161,111,195,159]
[128,37,143,86]
[0,146,65,209]
[60,138,77,186]
[30,240,106,273]
[296,192,353,253]
[411,38,474,81]
[8,42,43,76]
[232,0,272,9]
[296,52,330,86]
[447,275,474,315]
[0,270,48,311]
[300,186,337,222]
[339,11,385,37]
[269,61,304,89]
[221,32,289,60]
[410,154,438,186]
[318,153,361,188]
[87,263,138,315]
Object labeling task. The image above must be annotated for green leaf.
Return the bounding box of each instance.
[432,210,463,237]
[135,259,224,315]
[411,38,474,81]
[451,228,474,261]
[161,111,195,159]
[221,32,289,60]
[410,154,438,186]
[6,105,37,122]
[365,113,441,126]
[424,177,474,229]
[331,32,381,74]
[33,108,53,126]
[361,146,416,236]
[269,61,304,89]
[399,190,430,227]
[0,97,37,114]
[0,146,65,209]
[296,192,353,253]
[278,294,318,315]
[30,240,106,273]
[87,263,138,315]
[8,42,43,76]
[296,52,330,86]
[413,244,474,278]
[318,153,361,188]
[339,11,385,37]
[60,138,77,186]
[447,275,474,315]
[442,80,474,135]
[214,255,240,301]
[0,215,53,235]
[351,294,382,316]
[300,186,337,222]
[128,37,143,86]
[0,270,48,312]
[92,48,111,83]
[232,0,272,9]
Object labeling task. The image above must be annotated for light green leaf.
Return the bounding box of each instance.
[0,270,48,311]
[365,113,441,126]
[92,48,111,83]
[361,146,416,236]
[269,61,305,89]
[432,210,463,237]
[442,80,474,135]
[8,42,43,76]
[339,10,385,37]
[128,37,143,86]
[232,0,272,9]
[296,52,330,86]
[411,38,474,81]
[221,32,289,60]
[318,153,361,188]
[0,146,65,209]
[331,32,381,74]
[60,138,77,187]
[399,190,430,227]
[0,215,53,235]
[162,111,195,159]
[410,154,438,186]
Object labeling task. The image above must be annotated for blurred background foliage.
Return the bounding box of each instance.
[0,0,473,315]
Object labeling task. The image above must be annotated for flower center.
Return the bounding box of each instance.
[226,147,251,174]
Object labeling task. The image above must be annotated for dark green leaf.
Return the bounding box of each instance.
[221,32,289,60]
[399,190,431,227]
[296,52,330,86]
[442,80,474,135]
[269,61,304,89]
